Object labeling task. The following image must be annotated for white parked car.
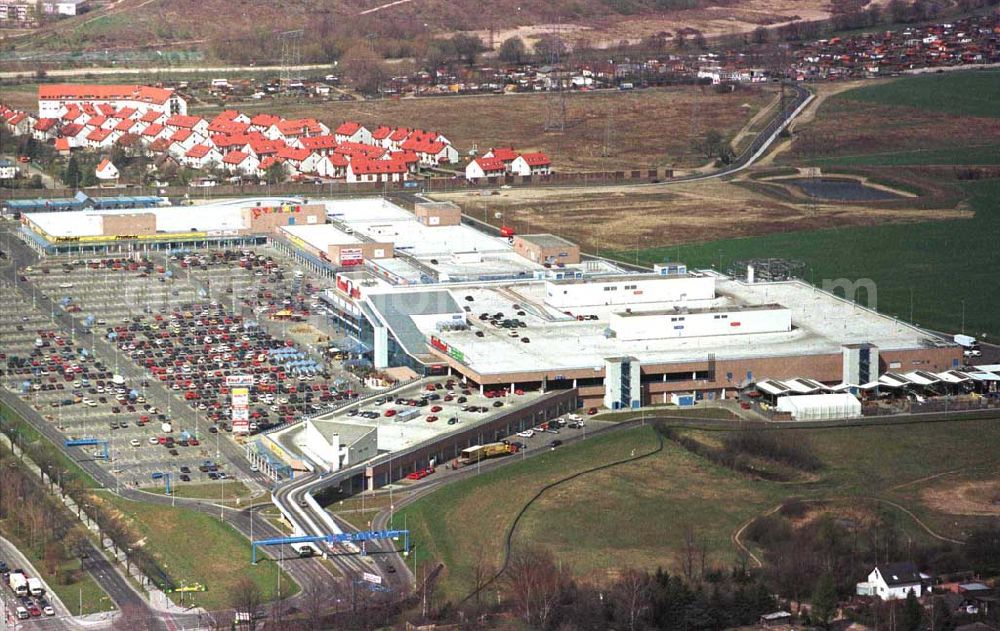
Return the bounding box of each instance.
[130,439,141,447]
[517,430,534,438]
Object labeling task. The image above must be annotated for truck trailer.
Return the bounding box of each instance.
[458,442,518,465]
[27,576,44,596]
[7,571,28,596]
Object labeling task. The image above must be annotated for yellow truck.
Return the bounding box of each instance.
[458,442,517,465]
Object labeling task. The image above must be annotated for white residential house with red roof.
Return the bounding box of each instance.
[222,150,259,175]
[334,121,371,145]
[213,109,251,125]
[167,129,204,158]
[315,153,349,179]
[86,127,117,150]
[139,110,166,126]
[483,147,520,170]
[385,127,411,151]
[207,119,251,136]
[249,113,281,132]
[401,130,458,166]
[114,118,141,135]
[139,123,170,146]
[465,156,507,180]
[4,111,33,136]
[298,135,338,156]
[32,118,59,141]
[510,152,552,176]
[346,158,409,183]
[298,152,328,175]
[370,125,393,147]
[210,134,252,155]
[95,157,119,183]
[60,124,87,149]
[82,115,106,132]
[335,141,385,161]
[182,144,222,170]
[275,146,311,174]
[268,118,328,142]
[256,156,286,180]
[164,114,209,137]
[61,107,88,126]
[247,135,285,160]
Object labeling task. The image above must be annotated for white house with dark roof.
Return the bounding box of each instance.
[858,562,925,600]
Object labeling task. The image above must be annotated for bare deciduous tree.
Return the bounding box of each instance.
[301,579,335,630]
[502,546,569,628]
[612,567,652,631]
[230,577,263,631]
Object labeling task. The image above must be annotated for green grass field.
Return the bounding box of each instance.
[166,480,252,502]
[396,427,657,598]
[807,144,1000,167]
[613,178,1000,339]
[841,70,1000,118]
[94,493,297,610]
[398,417,1000,601]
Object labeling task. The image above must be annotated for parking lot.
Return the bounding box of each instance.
[2,246,370,489]
[272,377,565,463]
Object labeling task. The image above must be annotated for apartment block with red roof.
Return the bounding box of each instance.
[37,84,186,119]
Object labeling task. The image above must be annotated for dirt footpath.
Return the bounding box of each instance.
[922,479,1000,516]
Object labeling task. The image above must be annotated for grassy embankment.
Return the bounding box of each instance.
[398,416,1000,601]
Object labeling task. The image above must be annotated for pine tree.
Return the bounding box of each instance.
[902,589,922,631]
[811,572,838,629]
[63,155,80,188]
[932,597,956,631]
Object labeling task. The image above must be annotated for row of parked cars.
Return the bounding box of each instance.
[109,300,355,434]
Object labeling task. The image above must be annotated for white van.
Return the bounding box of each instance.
[16,606,29,620]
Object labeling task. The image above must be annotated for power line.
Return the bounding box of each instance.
[279,29,304,89]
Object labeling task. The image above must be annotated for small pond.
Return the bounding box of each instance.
[784,178,905,201]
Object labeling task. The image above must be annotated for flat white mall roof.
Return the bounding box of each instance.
[25,196,301,239]
[325,198,512,258]
[321,197,625,280]
[418,275,950,375]
[281,223,361,248]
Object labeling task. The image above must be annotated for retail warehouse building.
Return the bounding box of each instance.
[15,195,965,409]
